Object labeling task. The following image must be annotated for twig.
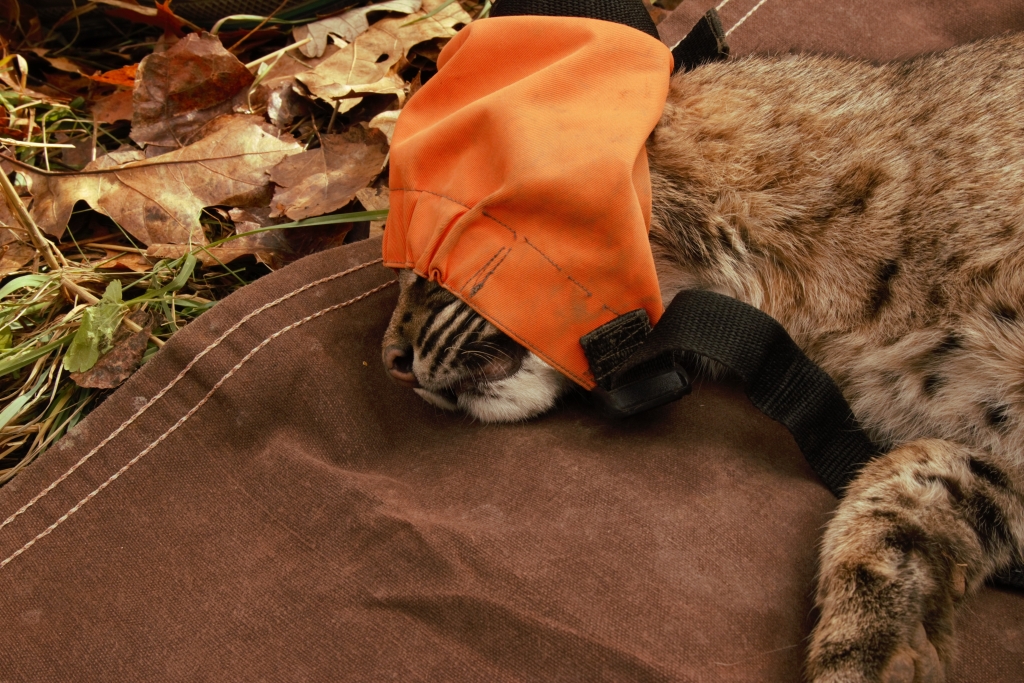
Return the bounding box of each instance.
[58,233,125,249]
[90,115,98,162]
[0,164,66,270]
[85,243,148,254]
[0,137,76,149]
[327,99,341,133]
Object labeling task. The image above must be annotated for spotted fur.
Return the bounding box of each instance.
[384,34,1024,682]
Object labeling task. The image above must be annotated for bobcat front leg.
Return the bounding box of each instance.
[805,438,1024,683]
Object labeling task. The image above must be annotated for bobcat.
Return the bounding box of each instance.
[382,34,1024,682]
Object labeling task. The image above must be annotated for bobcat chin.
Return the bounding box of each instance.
[383,35,1024,683]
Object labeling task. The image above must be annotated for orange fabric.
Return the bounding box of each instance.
[382,16,673,389]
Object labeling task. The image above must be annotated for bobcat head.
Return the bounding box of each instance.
[382,270,573,422]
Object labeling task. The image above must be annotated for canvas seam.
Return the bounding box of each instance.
[0,279,398,571]
[725,0,771,36]
[0,258,385,537]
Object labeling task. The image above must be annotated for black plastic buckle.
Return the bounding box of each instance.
[591,363,691,418]
[580,309,692,418]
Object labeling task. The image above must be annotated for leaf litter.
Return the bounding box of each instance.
[0,0,495,484]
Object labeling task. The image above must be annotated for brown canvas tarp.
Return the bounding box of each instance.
[3,2,1024,680]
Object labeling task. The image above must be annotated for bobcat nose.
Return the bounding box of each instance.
[384,344,420,388]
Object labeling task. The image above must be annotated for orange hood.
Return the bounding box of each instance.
[382,16,673,389]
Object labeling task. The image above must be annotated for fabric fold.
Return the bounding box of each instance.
[383,16,673,387]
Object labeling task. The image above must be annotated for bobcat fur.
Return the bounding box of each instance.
[382,34,1024,683]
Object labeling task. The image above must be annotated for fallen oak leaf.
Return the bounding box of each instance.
[131,33,255,149]
[54,134,96,169]
[93,249,154,273]
[269,127,388,220]
[248,42,343,128]
[226,207,293,270]
[145,239,285,267]
[25,114,303,244]
[296,0,470,104]
[0,241,36,277]
[354,185,389,238]
[91,89,135,124]
[224,207,377,270]
[294,0,423,59]
[1,187,18,229]
[367,109,399,143]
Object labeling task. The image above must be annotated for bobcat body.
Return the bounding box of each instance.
[382,34,1024,682]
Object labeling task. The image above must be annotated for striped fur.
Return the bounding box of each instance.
[383,270,571,422]
[384,34,1024,682]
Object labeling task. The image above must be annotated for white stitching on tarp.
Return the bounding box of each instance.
[0,279,397,571]
[0,258,385,536]
[669,0,773,53]
[726,0,772,37]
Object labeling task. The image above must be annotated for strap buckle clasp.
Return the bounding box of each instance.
[590,362,691,417]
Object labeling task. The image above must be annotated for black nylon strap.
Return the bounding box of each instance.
[584,290,1024,590]
[671,9,730,73]
[599,290,879,495]
[490,0,660,40]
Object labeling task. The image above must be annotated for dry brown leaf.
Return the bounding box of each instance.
[146,204,292,268]
[148,206,353,271]
[146,243,230,266]
[25,48,86,75]
[146,238,282,267]
[355,186,390,238]
[367,109,400,144]
[248,44,341,128]
[87,64,139,87]
[269,127,388,220]
[0,191,17,231]
[27,115,302,244]
[296,0,470,104]
[93,250,154,272]
[226,207,293,269]
[294,0,422,59]
[70,310,154,389]
[54,134,95,169]
[226,207,361,270]
[91,89,135,124]
[131,33,255,149]
[0,241,36,277]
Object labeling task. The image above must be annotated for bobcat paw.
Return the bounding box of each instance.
[808,622,946,683]
[879,624,945,683]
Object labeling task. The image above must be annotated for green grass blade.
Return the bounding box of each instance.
[0,334,74,378]
[0,274,52,301]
